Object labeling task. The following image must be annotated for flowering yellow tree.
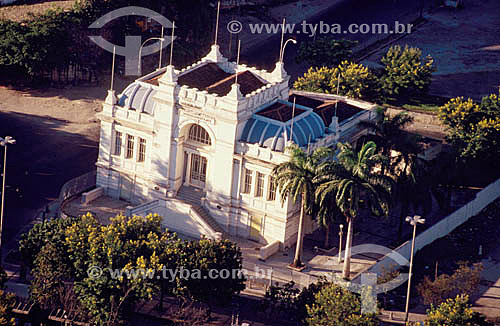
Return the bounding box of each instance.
[438,92,500,165]
[426,294,491,326]
[293,61,376,100]
[68,213,178,325]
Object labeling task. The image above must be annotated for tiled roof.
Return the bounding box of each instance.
[293,94,363,125]
[144,62,267,96]
[255,100,305,122]
[205,70,266,96]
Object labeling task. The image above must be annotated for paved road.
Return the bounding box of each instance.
[242,0,431,82]
[0,110,99,261]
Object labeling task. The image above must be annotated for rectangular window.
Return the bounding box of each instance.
[255,172,265,197]
[114,131,122,156]
[126,134,134,159]
[242,169,253,194]
[268,176,276,201]
[138,138,146,162]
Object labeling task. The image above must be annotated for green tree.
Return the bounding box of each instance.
[272,145,333,267]
[426,294,491,326]
[329,61,378,99]
[315,186,342,248]
[306,283,377,326]
[294,66,336,94]
[71,214,175,325]
[171,239,246,303]
[293,61,376,100]
[438,93,500,169]
[380,45,436,98]
[359,108,414,172]
[315,141,392,278]
[0,290,16,326]
[19,216,75,269]
[295,38,358,68]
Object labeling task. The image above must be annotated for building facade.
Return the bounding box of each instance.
[95,44,377,247]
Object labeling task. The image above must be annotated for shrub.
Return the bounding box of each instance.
[306,283,377,326]
[262,278,329,324]
[0,290,16,326]
[417,262,483,306]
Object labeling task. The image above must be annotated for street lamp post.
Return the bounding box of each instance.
[404,215,425,322]
[137,37,166,75]
[280,38,297,63]
[338,224,344,263]
[0,136,16,263]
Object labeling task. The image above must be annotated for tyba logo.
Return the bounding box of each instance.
[89,6,174,76]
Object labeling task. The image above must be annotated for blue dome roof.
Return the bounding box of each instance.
[118,82,157,114]
[240,100,326,152]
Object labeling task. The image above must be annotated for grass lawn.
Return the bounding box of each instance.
[383,93,451,114]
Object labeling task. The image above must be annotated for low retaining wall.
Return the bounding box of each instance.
[58,170,96,218]
[81,187,103,205]
[259,240,281,261]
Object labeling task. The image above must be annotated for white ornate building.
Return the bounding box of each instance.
[95,44,377,247]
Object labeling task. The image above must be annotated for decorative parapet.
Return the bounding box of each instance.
[307,131,339,152]
[110,104,155,127]
[235,141,290,164]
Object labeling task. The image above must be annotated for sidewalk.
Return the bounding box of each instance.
[473,246,500,320]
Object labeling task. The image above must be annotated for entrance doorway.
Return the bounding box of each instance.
[249,215,263,239]
[189,153,207,188]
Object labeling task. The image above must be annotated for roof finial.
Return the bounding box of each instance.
[105,46,118,105]
[215,1,221,46]
[110,45,116,91]
[279,18,285,62]
[158,26,164,70]
[235,39,241,86]
[335,73,340,116]
[289,96,296,144]
[169,21,175,66]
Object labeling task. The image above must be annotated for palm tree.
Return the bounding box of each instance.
[391,144,433,240]
[314,187,342,248]
[360,107,414,173]
[316,141,392,279]
[272,144,332,268]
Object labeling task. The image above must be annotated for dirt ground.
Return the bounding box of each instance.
[361,0,500,101]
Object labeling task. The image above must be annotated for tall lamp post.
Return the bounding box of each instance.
[280,38,297,63]
[0,136,16,263]
[338,224,344,263]
[137,37,166,75]
[404,215,425,322]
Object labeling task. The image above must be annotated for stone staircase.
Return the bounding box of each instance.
[176,186,227,237]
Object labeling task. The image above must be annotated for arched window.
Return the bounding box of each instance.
[188,125,212,145]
